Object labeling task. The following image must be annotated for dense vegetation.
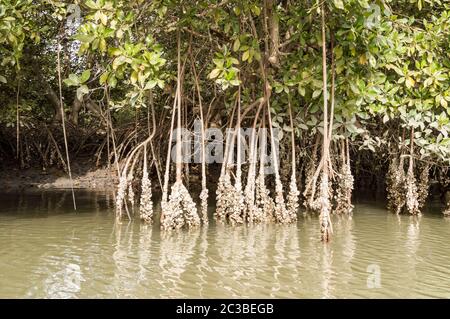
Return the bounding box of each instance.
[1,0,450,240]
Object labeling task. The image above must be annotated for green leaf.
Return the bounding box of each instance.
[99,72,109,85]
[312,90,322,99]
[229,57,239,65]
[96,11,108,25]
[77,85,89,100]
[80,70,91,84]
[74,34,95,44]
[242,50,250,62]
[64,74,79,87]
[334,46,343,59]
[233,38,240,52]
[109,48,122,56]
[333,0,345,10]
[251,6,261,16]
[85,0,99,9]
[99,38,107,52]
[298,86,306,97]
[144,80,157,90]
[157,79,165,89]
[108,75,117,88]
[208,68,221,79]
[298,123,308,130]
[112,56,127,70]
[0,75,6,84]
[130,71,138,84]
[406,77,415,89]
[229,79,240,86]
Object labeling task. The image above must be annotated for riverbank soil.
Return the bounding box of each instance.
[0,157,118,191]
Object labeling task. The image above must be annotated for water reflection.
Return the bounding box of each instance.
[159,229,201,298]
[1,190,450,298]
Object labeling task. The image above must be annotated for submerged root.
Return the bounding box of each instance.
[273,178,290,223]
[139,168,153,223]
[286,175,299,221]
[387,157,406,214]
[128,182,135,211]
[229,185,244,225]
[215,171,236,221]
[200,188,209,224]
[161,181,201,231]
[115,175,128,218]
[417,163,430,210]
[319,173,332,242]
[244,167,257,223]
[405,169,420,215]
[335,162,354,214]
[303,152,318,212]
[255,171,275,223]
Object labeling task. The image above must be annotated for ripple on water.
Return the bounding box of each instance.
[1,191,450,298]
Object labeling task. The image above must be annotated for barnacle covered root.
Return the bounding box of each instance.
[286,175,300,221]
[255,171,275,223]
[417,163,430,210]
[386,157,406,214]
[228,186,244,225]
[273,179,290,223]
[115,175,128,218]
[335,162,354,214]
[303,152,318,212]
[244,164,257,223]
[405,169,420,215]
[161,181,201,231]
[128,182,135,210]
[139,168,153,223]
[199,188,209,225]
[215,172,236,221]
[319,173,332,242]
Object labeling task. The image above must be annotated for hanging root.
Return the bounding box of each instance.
[286,173,299,221]
[334,164,354,214]
[140,159,153,223]
[303,145,320,212]
[386,156,406,214]
[255,168,275,223]
[127,179,135,212]
[417,163,430,210]
[229,144,244,224]
[200,188,208,224]
[273,177,290,223]
[286,98,299,222]
[229,179,244,225]
[319,172,332,242]
[215,169,237,221]
[244,141,258,223]
[161,181,201,230]
[335,151,354,214]
[215,175,227,219]
[405,167,420,215]
[115,174,128,219]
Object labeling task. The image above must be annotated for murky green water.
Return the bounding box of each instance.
[0,190,450,298]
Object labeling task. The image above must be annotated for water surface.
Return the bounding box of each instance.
[0,190,449,298]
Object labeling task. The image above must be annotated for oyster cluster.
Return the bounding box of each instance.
[335,162,354,214]
[161,181,201,231]
[139,168,153,223]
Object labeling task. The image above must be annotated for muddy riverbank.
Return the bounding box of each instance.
[0,164,118,191]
